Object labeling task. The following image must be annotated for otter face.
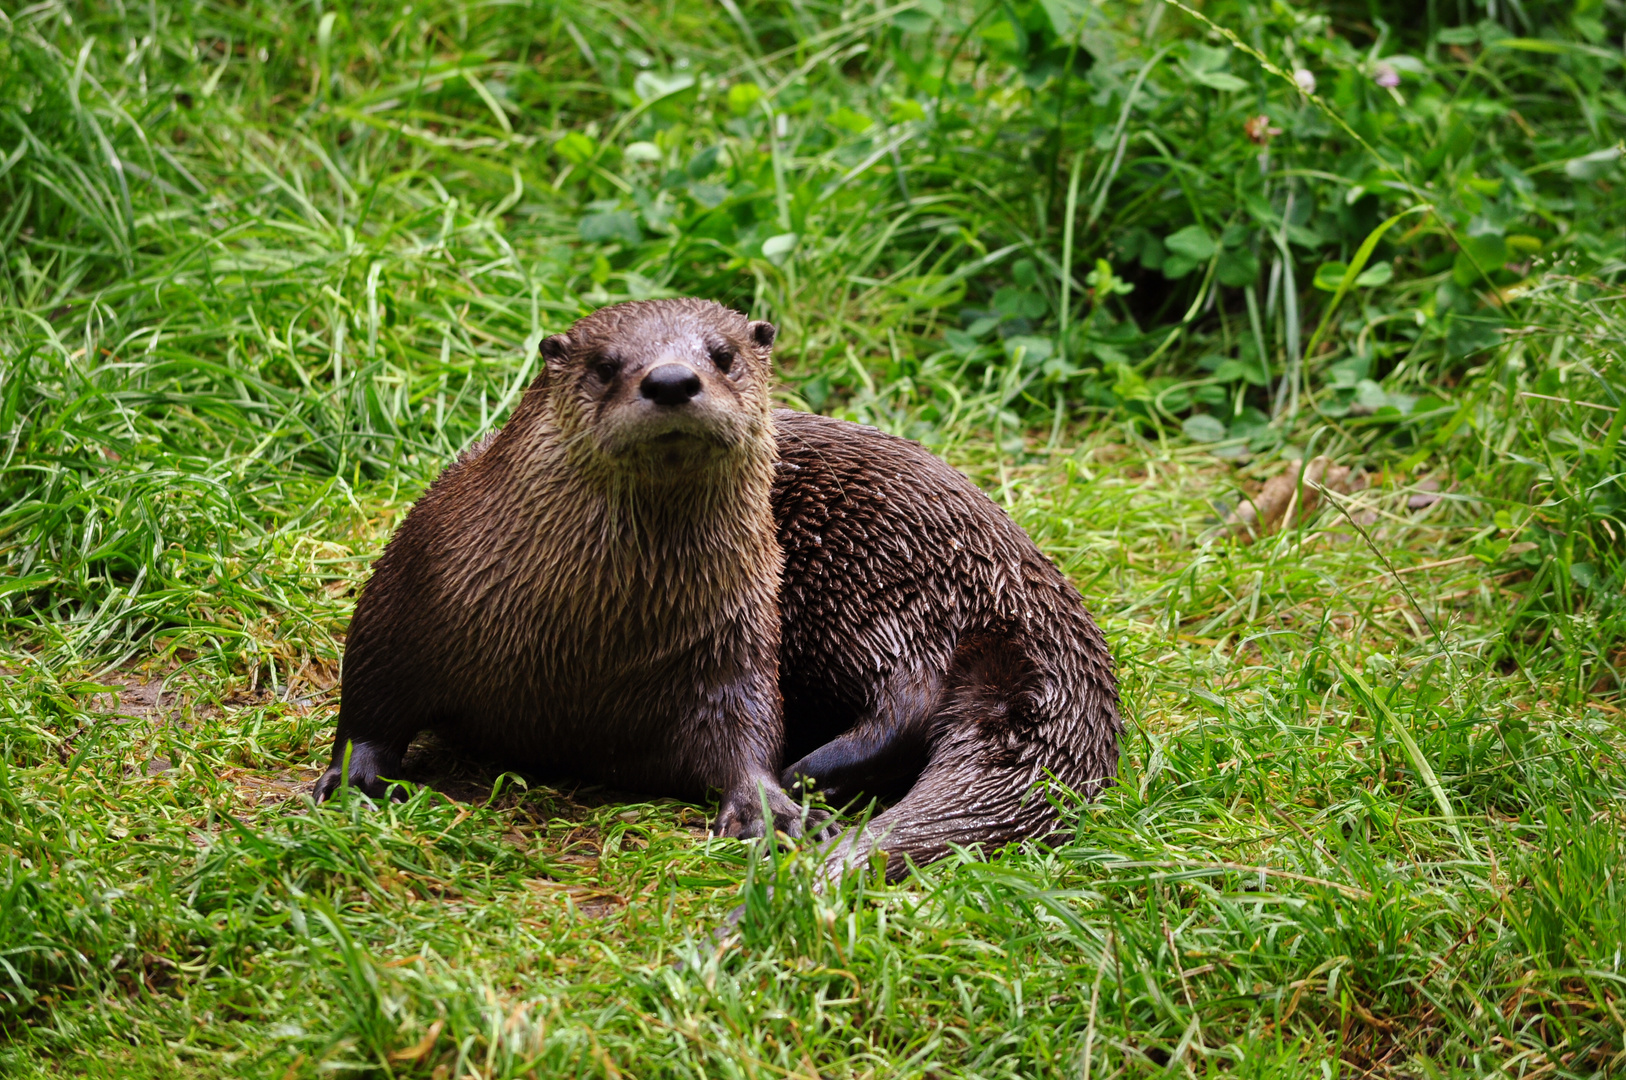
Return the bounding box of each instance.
[540,299,777,474]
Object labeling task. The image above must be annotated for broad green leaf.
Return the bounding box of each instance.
[1184,42,1231,73]
[1313,262,1349,291]
[1192,70,1249,91]
[992,287,1047,320]
[1183,414,1228,442]
[580,211,642,245]
[1216,248,1259,286]
[943,329,980,356]
[1164,225,1217,261]
[727,82,763,115]
[1038,0,1087,37]
[1213,355,1272,386]
[632,71,696,103]
[761,232,798,263]
[686,146,721,178]
[1445,313,1505,359]
[1452,233,1508,286]
[893,2,941,33]
[828,108,874,134]
[1004,335,1054,368]
[890,99,926,123]
[553,132,596,165]
[1355,263,1393,287]
[1565,147,1621,181]
[1162,255,1199,280]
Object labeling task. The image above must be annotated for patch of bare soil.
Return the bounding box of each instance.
[81,667,695,888]
[224,766,325,807]
[81,667,330,800]
[86,673,190,725]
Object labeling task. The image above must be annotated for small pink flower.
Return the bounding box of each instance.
[1374,64,1400,88]
[1244,114,1283,144]
[1293,68,1316,95]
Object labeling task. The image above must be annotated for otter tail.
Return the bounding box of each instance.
[803,614,1120,882]
[819,711,1117,882]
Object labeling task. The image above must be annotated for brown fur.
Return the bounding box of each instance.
[770,411,1120,876]
[316,298,1121,876]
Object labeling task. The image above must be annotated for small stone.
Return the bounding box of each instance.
[1407,478,1442,510]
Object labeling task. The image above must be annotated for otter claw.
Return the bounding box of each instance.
[713,780,809,841]
[313,740,408,803]
[313,767,409,803]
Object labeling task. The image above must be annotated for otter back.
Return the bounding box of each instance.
[770,411,1120,877]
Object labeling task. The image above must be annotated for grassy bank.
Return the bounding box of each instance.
[2,0,1624,1075]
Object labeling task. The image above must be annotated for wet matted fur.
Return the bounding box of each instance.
[316,298,1120,876]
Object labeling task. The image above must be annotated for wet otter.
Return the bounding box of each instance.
[316,298,1120,876]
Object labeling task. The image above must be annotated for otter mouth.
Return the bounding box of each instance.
[629,427,727,455]
[643,431,732,468]
[604,415,736,456]
[599,426,737,471]
[596,400,766,471]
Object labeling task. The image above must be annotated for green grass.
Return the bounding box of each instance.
[2,0,1624,1075]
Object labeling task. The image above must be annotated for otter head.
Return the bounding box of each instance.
[539,298,777,479]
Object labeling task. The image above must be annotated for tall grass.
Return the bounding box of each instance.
[1,0,1623,1075]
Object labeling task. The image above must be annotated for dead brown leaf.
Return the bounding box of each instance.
[388,1019,444,1063]
[1223,456,1365,541]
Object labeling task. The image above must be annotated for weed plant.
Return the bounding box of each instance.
[1,0,1623,1075]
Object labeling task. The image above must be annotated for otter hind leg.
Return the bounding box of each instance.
[314,723,415,803]
[780,670,939,806]
[820,630,1116,881]
[780,722,930,805]
[819,746,1057,881]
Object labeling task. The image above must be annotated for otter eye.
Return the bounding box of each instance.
[710,345,736,374]
[591,357,621,384]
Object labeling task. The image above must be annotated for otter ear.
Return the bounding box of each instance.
[540,333,571,366]
[748,320,777,350]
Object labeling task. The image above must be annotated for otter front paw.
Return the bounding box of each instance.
[713,778,808,840]
[313,740,408,803]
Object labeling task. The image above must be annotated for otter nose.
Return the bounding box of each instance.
[640,364,703,407]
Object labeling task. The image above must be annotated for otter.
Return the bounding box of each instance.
[315,298,1120,878]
